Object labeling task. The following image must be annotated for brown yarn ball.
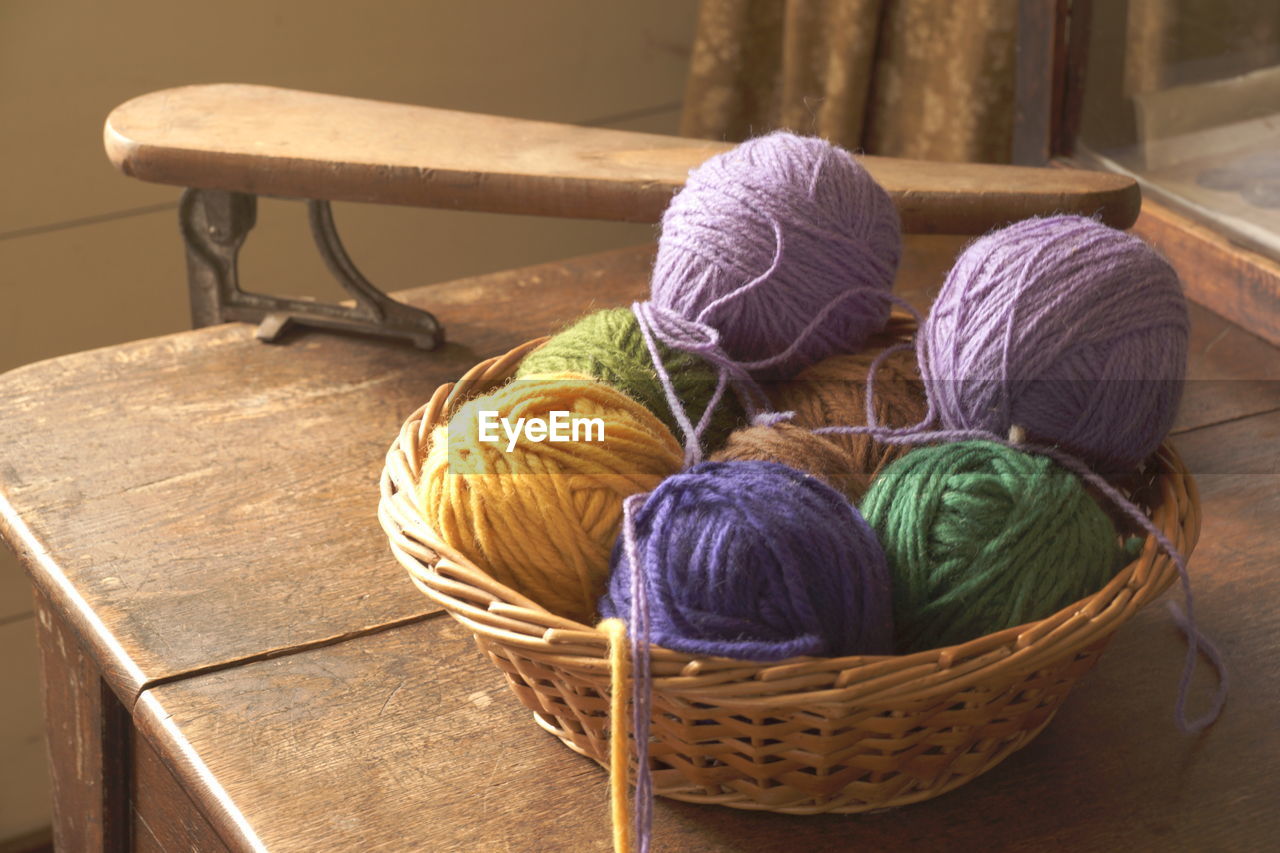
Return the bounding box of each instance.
[766,349,929,500]
[709,423,864,499]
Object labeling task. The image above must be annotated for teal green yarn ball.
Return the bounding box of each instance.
[515,307,745,451]
[860,441,1121,653]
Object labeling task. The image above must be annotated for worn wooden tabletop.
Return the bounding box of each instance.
[0,248,663,704]
[2,240,1278,850]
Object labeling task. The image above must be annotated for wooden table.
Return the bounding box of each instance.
[2,241,1278,851]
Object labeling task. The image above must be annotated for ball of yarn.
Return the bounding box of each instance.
[421,373,683,623]
[709,423,861,500]
[860,440,1121,653]
[651,131,902,377]
[599,460,893,660]
[920,215,1188,472]
[515,308,745,451]
[768,349,929,500]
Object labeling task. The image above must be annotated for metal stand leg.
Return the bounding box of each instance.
[180,189,444,350]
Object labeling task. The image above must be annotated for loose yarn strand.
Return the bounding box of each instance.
[860,340,921,430]
[846,295,939,435]
[812,422,990,448]
[1167,600,1230,726]
[623,493,654,853]
[735,285,900,374]
[886,292,927,326]
[752,410,796,427]
[637,300,771,413]
[1031,443,1229,733]
[688,214,908,376]
[633,301,706,466]
[693,217,787,327]
[601,618,632,853]
[634,287,924,466]
[694,371,733,452]
[515,308,744,451]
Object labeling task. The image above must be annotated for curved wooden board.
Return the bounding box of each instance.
[105,84,1140,233]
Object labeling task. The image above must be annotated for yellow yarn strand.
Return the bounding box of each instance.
[601,617,632,853]
[420,374,682,623]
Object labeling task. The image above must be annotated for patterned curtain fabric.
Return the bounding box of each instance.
[680,0,1018,164]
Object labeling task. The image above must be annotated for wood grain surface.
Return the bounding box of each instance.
[31,589,130,852]
[104,84,1141,233]
[132,731,231,853]
[1133,198,1280,348]
[1175,301,1280,433]
[0,247,654,706]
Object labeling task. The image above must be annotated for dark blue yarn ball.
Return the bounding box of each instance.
[598,460,893,661]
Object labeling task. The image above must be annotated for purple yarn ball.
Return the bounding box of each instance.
[651,132,902,377]
[598,460,893,661]
[920,215,1188,472]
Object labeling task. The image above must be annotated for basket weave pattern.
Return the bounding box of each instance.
[378,336,1200,814]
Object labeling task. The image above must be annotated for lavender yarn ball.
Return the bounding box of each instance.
[598,461,893,661]
[920,216,1189,472]
[651,132,902,377]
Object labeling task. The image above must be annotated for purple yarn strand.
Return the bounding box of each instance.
[633,300,772,460]
[645,302,769,411]
[860,340,918,429]
[1033,443,1228,733]
[634,286,922,465]
[694,370,732,454]
[885,292,926,326]
[736,285,894,373]
[753,410,796,427]
[686,213,902,375]
[1166,601,1230,731]
[692,216,787,327]
[623,493,653,853]
[632,301,706,466]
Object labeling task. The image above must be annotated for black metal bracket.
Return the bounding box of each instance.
[179,188,444,349]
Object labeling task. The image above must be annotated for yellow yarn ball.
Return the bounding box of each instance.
[419,372,683,623]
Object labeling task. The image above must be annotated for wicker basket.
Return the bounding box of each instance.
[377,333,1201,814]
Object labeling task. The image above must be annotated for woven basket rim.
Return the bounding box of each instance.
[378,332,1201,706]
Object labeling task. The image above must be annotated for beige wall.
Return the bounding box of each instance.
[0,1,696,840]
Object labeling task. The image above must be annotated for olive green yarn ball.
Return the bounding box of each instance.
[516,307,745,452]
[860,440,1121,653]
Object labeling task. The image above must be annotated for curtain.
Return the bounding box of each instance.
[680,0,1019,164]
